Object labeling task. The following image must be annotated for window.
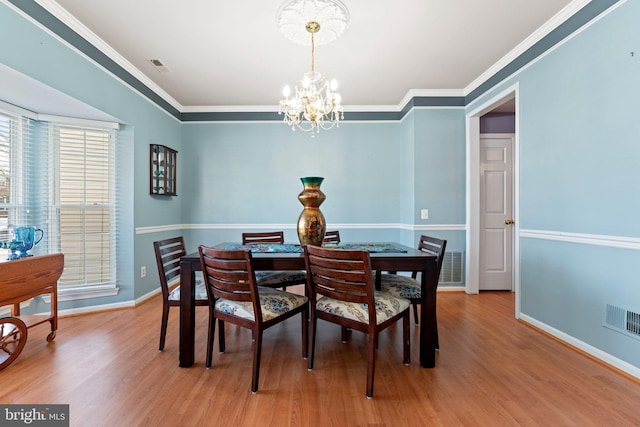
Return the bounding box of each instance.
[52,125,116,288]
[0,103,118,297]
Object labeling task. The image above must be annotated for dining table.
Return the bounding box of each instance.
[178,242,439,368]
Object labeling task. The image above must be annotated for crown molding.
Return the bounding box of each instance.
[463,0,591,95]
[32,0,183,112]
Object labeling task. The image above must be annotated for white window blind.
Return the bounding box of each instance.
[0,111,31,242]
[0,113,11,242]
[51,124,117,288]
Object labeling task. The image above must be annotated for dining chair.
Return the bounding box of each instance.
[199,245,308,393]
[378,235,447,345]
[323,230,341,244]
[153,236,217,352]
[241,231,307,289]
[303,245,410,399]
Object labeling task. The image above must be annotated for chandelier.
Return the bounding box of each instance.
[276,0,349,134]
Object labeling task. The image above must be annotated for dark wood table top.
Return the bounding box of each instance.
[181,242,435,270]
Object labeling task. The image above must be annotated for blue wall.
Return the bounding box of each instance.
[179,115,467,255]
[413,109,466,225]
[181,121,404,226]
[410,108,467,248]
[468,0,640,368]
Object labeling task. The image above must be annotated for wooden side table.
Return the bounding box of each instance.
[0,253,64,347]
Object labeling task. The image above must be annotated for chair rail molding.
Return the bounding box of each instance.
[520,229,640,251]
[136,223,467,234]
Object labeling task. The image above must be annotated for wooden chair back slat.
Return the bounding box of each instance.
[323,230,341,244]
[414,235,447,280]
[199,246,256,304]
[153,236,187,298]
[242,231,285,245]
[304,246,374,308]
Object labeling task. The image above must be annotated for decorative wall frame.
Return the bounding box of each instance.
[150,144,177,196]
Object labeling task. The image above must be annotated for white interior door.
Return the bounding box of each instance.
[479,134,514,291]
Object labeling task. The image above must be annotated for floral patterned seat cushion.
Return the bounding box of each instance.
[214,286,308,322]
[169,273,208,301]
[379,274,421,300]
[316,291,410,325]
[255,270,307,287]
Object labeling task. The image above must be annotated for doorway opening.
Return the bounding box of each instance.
[465,84,520,317]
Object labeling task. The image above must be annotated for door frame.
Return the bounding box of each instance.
[465,83,521,317]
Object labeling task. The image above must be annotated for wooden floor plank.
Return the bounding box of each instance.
[1,291,639,426]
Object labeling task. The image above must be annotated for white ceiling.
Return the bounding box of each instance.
[36,0,584,112]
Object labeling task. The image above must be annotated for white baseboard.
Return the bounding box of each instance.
[520,313,640,380]
[37,287,161,318]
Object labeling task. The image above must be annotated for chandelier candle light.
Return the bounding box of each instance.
[277,0,349,134]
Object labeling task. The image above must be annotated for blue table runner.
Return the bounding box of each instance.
[223,243,407,253]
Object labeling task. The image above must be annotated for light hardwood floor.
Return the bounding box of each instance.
[2,290,639,426]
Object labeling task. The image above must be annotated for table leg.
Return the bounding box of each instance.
[420,258,438,368]
[11,302,20,317]
[179,260,196,367]
[49,285,58,341]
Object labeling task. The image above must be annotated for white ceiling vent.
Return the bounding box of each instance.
[148,59,170,73]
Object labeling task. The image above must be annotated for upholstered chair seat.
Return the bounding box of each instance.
[168,273,208,301]
[254,270,307,288]
[379,274,421,300]
[315,291,409,325]
[214,286,308,322]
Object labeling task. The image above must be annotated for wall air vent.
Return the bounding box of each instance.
[439,251,463,285]
[604,304,640,340]
[148,59,170,73]
[408,252,464,287]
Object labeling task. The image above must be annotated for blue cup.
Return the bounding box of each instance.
[14,226,44,253]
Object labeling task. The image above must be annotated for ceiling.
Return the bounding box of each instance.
[37,0,583,112]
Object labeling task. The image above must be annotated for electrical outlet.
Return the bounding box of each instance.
[141,266,146,278]
[421,209,429,220]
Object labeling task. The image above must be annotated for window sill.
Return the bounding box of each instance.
[42,285,120,303]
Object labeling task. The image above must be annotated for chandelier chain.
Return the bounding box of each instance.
[311,31,315,74]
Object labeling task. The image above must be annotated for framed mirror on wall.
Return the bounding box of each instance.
[149,144,177,196]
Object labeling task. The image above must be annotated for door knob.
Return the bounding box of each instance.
[504,219,514,225]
